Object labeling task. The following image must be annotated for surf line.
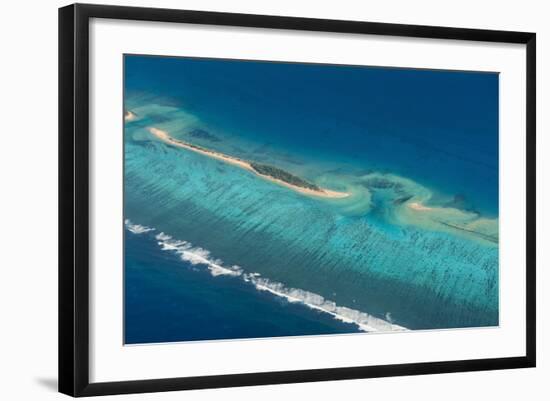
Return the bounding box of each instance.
[125,220,407,333]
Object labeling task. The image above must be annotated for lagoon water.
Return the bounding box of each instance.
[123,55,499,344]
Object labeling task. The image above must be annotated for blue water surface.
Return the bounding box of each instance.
[123,54,499,343]
[125,55,498,216]
[125,230,360,344]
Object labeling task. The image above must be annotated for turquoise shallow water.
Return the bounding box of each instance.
[124,55,499,341]
[124,134,498,331]
[125,56,499,217]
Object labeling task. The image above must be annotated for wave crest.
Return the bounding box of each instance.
[250,277,406,332]
[125,219,154,234]
[155,232,242,277]
[126,222,407,333]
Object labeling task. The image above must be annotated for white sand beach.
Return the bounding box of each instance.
[148,127,350,199]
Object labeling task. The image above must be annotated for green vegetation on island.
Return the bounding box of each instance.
[250,162,320,191]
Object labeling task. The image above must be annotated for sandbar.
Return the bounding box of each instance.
[408,202,433,211]
[125,111,137,122]
[148,127,349,199]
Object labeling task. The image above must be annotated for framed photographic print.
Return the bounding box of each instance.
[58,3,536,397]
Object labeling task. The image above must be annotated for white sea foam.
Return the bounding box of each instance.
[130,223,408,333]
[155,232,242,277]
[249,277,407,332]
[124,219,155,234]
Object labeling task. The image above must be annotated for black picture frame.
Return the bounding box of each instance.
[59,3,536,397]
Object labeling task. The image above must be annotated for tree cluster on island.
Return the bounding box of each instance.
[250,162,320,191]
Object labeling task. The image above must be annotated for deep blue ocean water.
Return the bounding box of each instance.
[125,231,360,344]
[125,55,498,216]
[123,55,499,344]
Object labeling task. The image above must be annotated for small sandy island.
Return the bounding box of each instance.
[125,111,137,122]
[148,127,350,199]
[408,202,433,211]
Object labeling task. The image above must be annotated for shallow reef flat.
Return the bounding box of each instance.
[127,101,498,247]
[360,173,499,246]
[124,102,499,330]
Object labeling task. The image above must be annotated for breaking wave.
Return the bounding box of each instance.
[125,219,155,234]
[154,231,242,277]
[126,223,407,333]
